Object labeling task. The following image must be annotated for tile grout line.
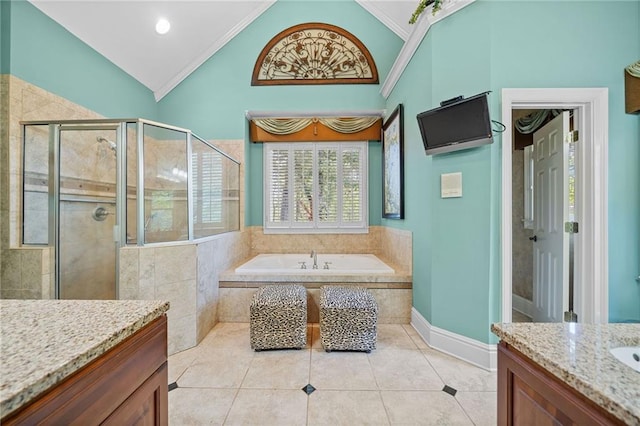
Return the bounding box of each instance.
[420,347,448,389]
[453,393,481,426]
[306,324,314,426]
[221,386,242,425]
[223,329,255,426]
[378,324,446,422]
[172,352,199,386]
[377,387,393,425]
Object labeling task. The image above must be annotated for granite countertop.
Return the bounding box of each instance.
[0,299,169,418]
[492,322,640,424]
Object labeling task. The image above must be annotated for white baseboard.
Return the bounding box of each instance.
[410,308,497,371]
[512,294,534,318]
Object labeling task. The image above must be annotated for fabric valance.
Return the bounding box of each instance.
[515,109,561,135]
[253,117,379,135]
[249,116,382,142]
[626,60,640,78]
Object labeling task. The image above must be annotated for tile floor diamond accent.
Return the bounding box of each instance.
[168,381,178,392]
[302,384,316,395]
[168,322,497,424]
[442,384,457,396]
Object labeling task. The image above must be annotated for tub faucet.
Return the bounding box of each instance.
[310,250,318,269]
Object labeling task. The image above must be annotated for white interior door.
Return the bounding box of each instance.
[532,111,570,322]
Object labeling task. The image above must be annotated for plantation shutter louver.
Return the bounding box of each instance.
[341,146,363,223]
[267,148,290,224]
[318,146,338,224]
[193,151,223,225]
[293,149,314,225]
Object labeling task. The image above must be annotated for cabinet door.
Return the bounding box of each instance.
[497,342,622,426]
[512,374,571,425]
[102,363,168,426]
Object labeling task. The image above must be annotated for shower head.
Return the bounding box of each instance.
[96,136,117,153]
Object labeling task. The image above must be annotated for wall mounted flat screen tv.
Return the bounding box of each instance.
[417,92,493,155]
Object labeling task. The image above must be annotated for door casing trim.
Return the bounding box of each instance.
[501,88,608,323]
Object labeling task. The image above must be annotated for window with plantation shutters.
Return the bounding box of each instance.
[264,142,368,233]
[193,150,223,226]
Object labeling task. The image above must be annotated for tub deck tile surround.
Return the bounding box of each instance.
[218,254,412,324]
[491,322,640,424]
[0,299,169,417]
[220,253,412,286]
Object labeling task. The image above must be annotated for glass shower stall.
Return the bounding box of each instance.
[22,119,240,300]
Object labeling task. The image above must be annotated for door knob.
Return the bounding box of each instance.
[529,235,537,242]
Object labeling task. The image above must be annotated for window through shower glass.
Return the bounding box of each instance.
[191,136,240,238]
[143,124,188,243]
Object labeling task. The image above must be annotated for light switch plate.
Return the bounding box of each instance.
[441,172,462,198]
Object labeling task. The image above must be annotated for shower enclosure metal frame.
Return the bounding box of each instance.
[21,118,241,300]
[49,122,122,299]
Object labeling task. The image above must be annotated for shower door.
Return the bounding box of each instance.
[56,125,121,299]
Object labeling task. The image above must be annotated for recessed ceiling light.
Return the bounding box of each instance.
[155,18,171,35]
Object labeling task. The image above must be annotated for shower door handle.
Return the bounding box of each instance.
[529,235,537,242]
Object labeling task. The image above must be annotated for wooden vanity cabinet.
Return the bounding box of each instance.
[497,342,623,426]
[2,315,168,425]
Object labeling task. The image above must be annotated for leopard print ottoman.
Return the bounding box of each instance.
[250,284,307,350]
[319,285,378,353]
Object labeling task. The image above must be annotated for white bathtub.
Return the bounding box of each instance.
[235,254,394,275]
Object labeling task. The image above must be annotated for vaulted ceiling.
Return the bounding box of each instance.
[29,1,418,101]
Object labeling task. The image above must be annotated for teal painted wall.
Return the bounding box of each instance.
[386,0,640,343]
[4,1,157,119]
[5,0,638,344]
[157,0,403,227]
[1,1,11,74]
[489,1,640,324]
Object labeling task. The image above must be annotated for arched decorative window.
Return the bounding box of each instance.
[252,22,379,86]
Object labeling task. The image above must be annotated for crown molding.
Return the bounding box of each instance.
[154,0,277,101]
[354,0,409,41]
[380,0,476,99]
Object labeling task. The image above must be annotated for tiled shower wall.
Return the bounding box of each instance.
[1,75,102,297]
[1,76,8,271]
[59,200,117,299]
[0,248,52,299]
[119,231,250,354]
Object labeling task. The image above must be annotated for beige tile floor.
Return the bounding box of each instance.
[168,323,497,425]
